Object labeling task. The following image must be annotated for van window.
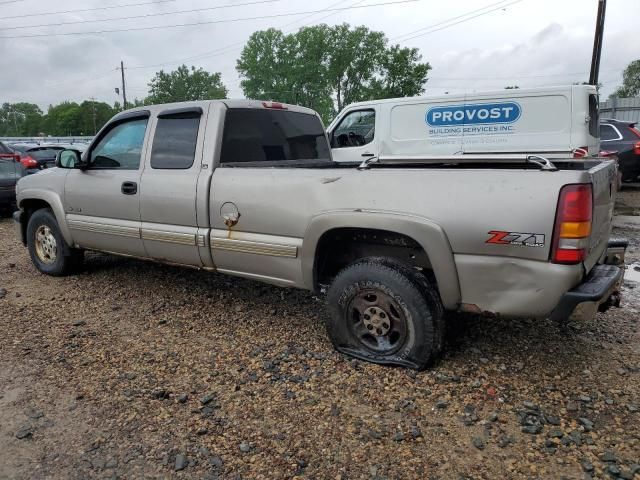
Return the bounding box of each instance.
[151,113,201,169]
[220,109,330,164]
[589,94,599,138]
[332,110,375,148]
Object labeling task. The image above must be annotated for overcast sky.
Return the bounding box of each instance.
[0,0,637,111]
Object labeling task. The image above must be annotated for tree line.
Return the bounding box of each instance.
[2,23,639,137]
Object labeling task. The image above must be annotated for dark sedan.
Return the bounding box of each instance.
[600,119,640,182]
[8,144,65,174]
[0,141,25,214]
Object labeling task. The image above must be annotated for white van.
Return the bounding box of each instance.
[327,85,599,162]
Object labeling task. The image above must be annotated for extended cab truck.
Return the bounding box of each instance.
[13,100,626,369]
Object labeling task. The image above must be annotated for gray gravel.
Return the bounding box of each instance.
[0,206,639,479]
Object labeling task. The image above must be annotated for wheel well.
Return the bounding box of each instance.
[314,227,436,289]
[18,199,52,244]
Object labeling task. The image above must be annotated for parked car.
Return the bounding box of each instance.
[9,144,66,174]
[13,100,625,369]
[0,141,24,214]
[599,119,640,182]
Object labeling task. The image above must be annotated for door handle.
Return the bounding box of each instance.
[121,181,137,195]
[361,152,375,157]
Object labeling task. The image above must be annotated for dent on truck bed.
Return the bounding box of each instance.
[454,254,583,318]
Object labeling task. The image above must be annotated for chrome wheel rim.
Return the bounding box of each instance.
[347,289,408,355]
[35,225,57,264]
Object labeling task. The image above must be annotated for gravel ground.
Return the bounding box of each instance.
[0,204,639,479]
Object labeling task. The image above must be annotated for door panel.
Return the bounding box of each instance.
[64,169,146,256]
[63,115,150,256]
[139,105,207,266]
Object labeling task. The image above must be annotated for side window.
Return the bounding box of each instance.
[90,118,148,170]
[150,113,201,169]
[599,124,619,141]
[332,110,375,148]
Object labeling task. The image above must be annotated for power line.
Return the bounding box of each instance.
[0,0,281,32]
[0,0,422,39]
[127,0,363,70]
[0,0,24,4]
[398,0,526,43]
[390,0,515,41]
[0,0,185,21]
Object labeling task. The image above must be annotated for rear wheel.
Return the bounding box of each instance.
[326,257,443,369]
[27,209,83,276]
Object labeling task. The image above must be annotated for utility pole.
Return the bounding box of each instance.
[589,0,606,86]
[90,97,97,134]
[120,60,128,109]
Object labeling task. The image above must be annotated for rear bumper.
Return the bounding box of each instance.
[549,238,627,321]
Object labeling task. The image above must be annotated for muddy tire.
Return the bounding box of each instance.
[326,257,443,369]
[27,209,83,276]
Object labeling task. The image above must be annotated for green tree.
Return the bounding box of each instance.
[369,44,431,100]
[237,24,431,122]
[42,102,81,136]
[77,100,117,135]
[613,60,640,97]
[0,103,43,136]
[145,65,228,104]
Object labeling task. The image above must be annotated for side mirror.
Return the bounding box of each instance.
[56,149,82,169]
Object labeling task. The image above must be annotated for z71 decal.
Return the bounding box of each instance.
[486,231,545,248]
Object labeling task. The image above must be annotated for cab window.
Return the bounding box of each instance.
[150,113,201,169]
[332,110,375,148]
[90,118,148,170]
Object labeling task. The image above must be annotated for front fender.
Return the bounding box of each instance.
[18,189,73,246]
[302,209,461,310]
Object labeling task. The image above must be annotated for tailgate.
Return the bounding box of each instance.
[584,160,617,272]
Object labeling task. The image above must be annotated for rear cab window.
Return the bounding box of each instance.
[220,108,330,166]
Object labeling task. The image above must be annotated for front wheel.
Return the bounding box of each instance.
[27,209,83,276]
[326,258,443,369]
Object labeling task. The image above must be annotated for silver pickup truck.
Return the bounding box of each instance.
[13,100,626,369]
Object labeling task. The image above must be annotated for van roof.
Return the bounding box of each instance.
[343,84,597,109]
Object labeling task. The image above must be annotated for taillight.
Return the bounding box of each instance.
[262,101,287,110]
[573,147,588,158]
[634,141,640,156]
[20,155,39,169]
[551,184,593,265]
[628,127,640,138]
